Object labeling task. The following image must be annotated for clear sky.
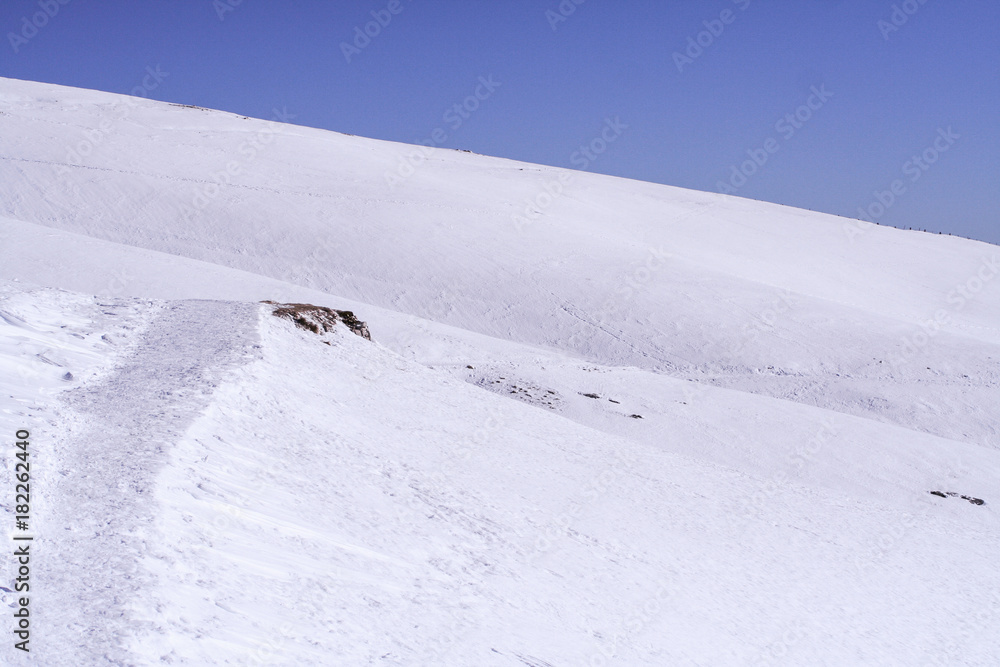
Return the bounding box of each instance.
[2,0,997,245]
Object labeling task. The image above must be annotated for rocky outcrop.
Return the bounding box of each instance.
[263,301,371,340]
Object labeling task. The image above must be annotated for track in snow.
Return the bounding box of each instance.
[34,300,259,666]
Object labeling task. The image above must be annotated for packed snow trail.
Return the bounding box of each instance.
[33,300,258,666]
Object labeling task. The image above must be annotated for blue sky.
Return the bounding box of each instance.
[2,0,997,245]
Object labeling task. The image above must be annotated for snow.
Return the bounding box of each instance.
[0,76,998,665]
[36,300,258,666]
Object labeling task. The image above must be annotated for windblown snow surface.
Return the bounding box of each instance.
[1,77,999,665]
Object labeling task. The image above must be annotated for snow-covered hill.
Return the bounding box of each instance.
[1,77,998,665]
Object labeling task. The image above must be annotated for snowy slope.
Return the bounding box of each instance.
[2,287,998,666]
[1,77,999,665]
[1,76,998,348]
[2,76,999,449]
